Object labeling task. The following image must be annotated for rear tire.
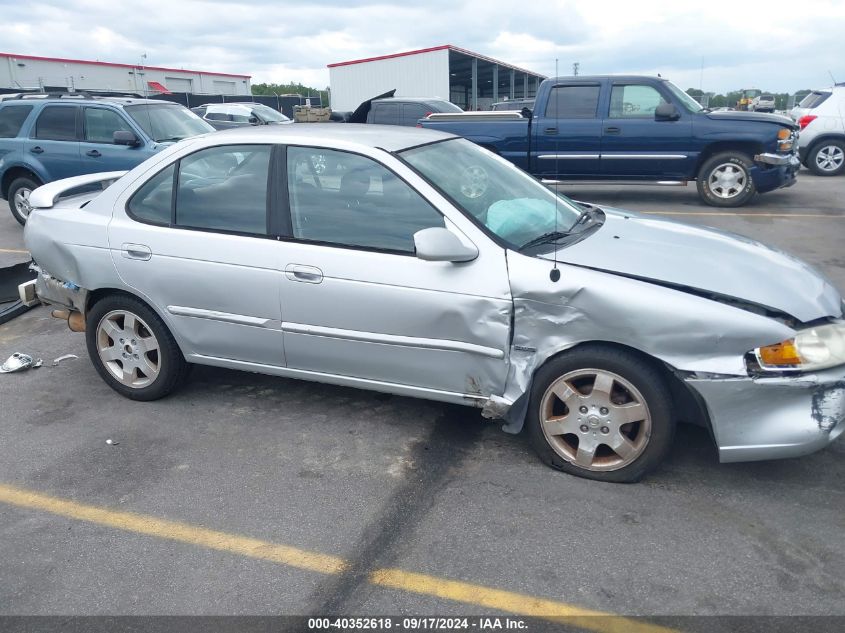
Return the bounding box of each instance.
[8,176,41,226]
[807,140,845,176]
[696,152,756,207]
[86,295,188,401]
[526,345,675,483]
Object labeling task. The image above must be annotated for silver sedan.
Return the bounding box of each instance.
[21,125,845,482]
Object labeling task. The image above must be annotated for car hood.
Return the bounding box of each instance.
[704,110,796,127]
[541,209,842,323]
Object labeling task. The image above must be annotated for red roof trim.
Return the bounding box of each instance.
[0,52,251,79]
[326,44,544,78]
[327,45,452,68]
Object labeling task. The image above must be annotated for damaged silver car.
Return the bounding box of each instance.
[21,126,845,482]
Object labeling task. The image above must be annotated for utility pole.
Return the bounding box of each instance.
[572,62,579,77]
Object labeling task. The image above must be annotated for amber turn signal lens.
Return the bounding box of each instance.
[758,340,801,366]
[777,128,792,140]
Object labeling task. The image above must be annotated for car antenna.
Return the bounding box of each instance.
[550,58,561,283]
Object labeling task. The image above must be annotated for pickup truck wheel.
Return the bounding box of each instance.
[86,295,188,401]
[696,152,756,207]
[526,346,675,483]
[8,176,41,226]
[807,141,845,176]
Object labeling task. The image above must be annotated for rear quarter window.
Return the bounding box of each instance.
[0,105,33,138]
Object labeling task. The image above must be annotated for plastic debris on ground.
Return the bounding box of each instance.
[0,352,43,373]
[52,354,78,366]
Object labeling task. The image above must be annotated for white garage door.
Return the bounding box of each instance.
[165,77,193,92]
[213,80,237,95]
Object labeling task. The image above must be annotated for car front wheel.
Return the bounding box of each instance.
[8,176,41,226]
[86,295,188,401]
[526,346,675,483]
[807,141,845,176]
[696,152,756,207]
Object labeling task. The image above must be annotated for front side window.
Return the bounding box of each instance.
[287,146,444,253]
[84,108,133,143]
[544,85,600,118]
[176,145,271,235]
[610,85,667,118]
[34,106,78,141]
[400,138,581,249]
[0,105,33,138]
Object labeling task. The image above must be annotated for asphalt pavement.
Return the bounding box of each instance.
[0,172,843,628]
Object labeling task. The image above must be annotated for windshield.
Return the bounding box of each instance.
[251,104,291,122]
[662,81,705,113]
[399,138,583,248]
[125,104,213,142]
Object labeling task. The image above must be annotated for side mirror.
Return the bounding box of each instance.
[414,227,478,263]
[248,116,260,125]
[113,130,140,146]
[654,103,680,121]
[520,106,533,119]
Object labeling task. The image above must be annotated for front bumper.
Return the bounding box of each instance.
[686,366,845,463]
[750,152,800,194]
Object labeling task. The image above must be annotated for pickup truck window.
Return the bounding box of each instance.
[609,85,667,118]
[544,85,600,119]
[400,138,582,248]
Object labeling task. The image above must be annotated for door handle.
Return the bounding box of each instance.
[544,127,558,134]
[285,264,323,284]
[86,149,102,157]
[121,243,152,261]
[30,146,44,154]
[604,126,621,134]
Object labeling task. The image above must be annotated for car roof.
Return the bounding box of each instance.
[0,95,178,107]
[372,97,450,104]
[206,123,456,152]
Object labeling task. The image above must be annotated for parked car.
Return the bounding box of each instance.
[491,99,534,112]
[789,88,831,122]
[420,75,800,207]
[364,97,462,126]
[0,93,213,224]
[21,126,844,482]
[750,93,776,112]
[191,102,292,130]
[792,84,845,176]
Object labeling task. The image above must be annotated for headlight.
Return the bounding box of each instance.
[755,323,845,371]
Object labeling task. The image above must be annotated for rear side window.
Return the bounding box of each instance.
[176,145,271,235]
[544,85,600,119]
[84,108,133,143]
[34,106,79,141]
[0,105,33,138]
[371,103,401,125]
[127,164,175,225]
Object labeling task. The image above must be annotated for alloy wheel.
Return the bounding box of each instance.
[708,163,747,199]
[96,310,161,388]
[815,145,844,173]
[13,187,32,220]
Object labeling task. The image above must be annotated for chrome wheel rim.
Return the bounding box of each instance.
[815,145,844,172]
[540,369,652,472]
[96,310,161,388]
[13,187,32,219]
[708,163,747,199]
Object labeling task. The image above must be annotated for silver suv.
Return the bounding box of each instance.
[791,85,845,176]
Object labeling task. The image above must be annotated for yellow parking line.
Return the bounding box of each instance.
[0,247,30,254]
[641,211,844,218]
[0,483,678,633]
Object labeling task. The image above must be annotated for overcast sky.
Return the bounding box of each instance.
[4,0,844,94]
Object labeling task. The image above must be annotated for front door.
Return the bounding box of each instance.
[278,145,512,397]
[80,106,146,173]
[109,143,285,366]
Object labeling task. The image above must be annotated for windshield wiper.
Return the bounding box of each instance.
[518,206,601,251]
[155,136,186,143]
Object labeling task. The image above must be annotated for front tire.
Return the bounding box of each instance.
[526,346,675,483]
[807,140,845,176]
[696,152,756,207]
[86,295,188,401]
[8,176,41,226]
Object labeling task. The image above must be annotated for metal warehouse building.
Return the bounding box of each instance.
[0,52,251,95]
[328,45,545,111]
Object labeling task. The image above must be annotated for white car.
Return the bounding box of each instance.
[793,85,845,176]
[750,94,775,113]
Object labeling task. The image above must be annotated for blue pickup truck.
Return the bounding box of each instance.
[420,75,800,207]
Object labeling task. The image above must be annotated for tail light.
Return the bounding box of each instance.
[797,115,817,130]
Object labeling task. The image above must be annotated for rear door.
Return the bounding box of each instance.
[80,106,147,173]
[600,81,693,179]
[531,82,603,177]
[26,104,82,180]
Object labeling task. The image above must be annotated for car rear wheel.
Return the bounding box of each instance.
[807,141,845,176]
[526,346,675,483]
[8,176,41,226]
[86,295,188,401]
[696,152,756,207]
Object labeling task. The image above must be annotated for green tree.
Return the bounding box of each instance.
[252,82,328,105]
